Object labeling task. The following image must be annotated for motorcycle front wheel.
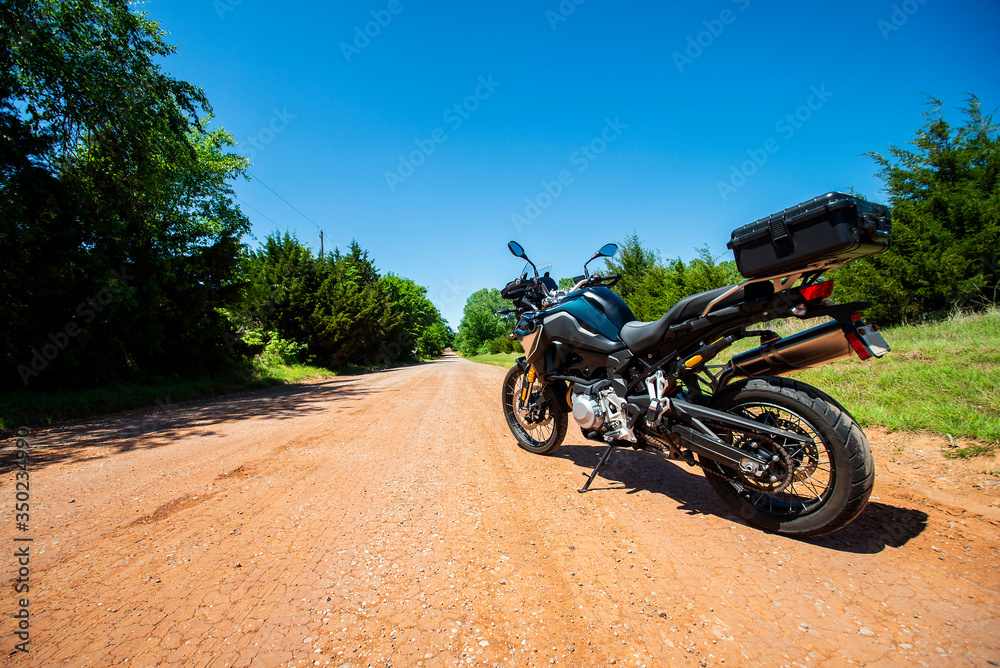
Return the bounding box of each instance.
[501,364,567,455]
[702,376,875,537]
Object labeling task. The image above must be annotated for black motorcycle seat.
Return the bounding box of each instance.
[619,285,745,352]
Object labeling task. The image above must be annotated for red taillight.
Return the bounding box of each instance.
[799,280,834,302]
[845,332,872,360]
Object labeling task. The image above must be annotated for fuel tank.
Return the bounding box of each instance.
[516,287,635,370]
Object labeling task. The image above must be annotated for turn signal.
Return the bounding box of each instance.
[684,355,704,369]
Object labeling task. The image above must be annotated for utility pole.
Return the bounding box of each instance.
[319,229,324,258]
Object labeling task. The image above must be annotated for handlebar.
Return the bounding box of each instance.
[571,273,622,291]
[504,272,623,317]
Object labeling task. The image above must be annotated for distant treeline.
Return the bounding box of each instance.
[0,1,448,393]
[232,234,451,371]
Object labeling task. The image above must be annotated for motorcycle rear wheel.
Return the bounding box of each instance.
[702,376,874,537]
[501,365,567,455]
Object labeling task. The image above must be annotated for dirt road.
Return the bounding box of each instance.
[2,353,999,667]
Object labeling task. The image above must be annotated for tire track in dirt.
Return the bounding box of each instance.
[1,353,998,667]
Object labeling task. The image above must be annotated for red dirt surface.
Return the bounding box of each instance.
[2,353,998,667]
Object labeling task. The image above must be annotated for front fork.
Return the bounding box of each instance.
[518,365,536,416]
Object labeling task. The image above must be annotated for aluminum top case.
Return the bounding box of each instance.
[727,192,891,278]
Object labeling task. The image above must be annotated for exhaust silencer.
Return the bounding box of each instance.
[723,321,852,381]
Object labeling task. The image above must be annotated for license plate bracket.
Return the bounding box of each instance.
[856,325,890,358]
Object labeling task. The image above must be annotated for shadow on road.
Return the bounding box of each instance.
[554,442,928,554]
[803,502,929,553]
[0,373,392,473]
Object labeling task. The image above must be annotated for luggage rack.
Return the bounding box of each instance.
[700,258,848,318]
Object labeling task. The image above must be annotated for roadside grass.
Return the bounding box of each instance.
[465,307,1000,453]
[465,352,522,369]
[791,307,999,453]
[254,363,337,384]
[0,362,337,433]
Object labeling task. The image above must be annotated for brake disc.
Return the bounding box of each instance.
[772,417,820,482]
[731,434,795,494]
[520,393,552,432]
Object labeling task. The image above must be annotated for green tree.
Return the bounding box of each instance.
[236,232,321,348]
[682,245,742,295]
[1,0,250,389]
[835,95,1000,323]
[381,273,449,361]
[627,262,688,322]
[235,234,447,368]
[417,321,449,359]
[302,241,397,367]
[603,232,658,301]
[455,289,514,356]
[605,236,740,322]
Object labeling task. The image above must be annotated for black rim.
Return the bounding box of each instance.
[713,401,835,518]
[504,371,555,448]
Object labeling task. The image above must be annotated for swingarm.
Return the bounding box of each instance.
[578,397,811,492]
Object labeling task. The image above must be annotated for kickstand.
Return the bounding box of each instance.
[578,442,617,493]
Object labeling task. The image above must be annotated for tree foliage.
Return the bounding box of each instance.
[834,95,1000,323]
[232,234,448,368]
[1,0,250,390]
[454,289,516,356]
[605,238,741,322]
[1,1,447,393]
[603,233,657,302]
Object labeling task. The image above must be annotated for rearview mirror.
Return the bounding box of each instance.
[508,240,538,277]
[584,242,619,277]
[598,243,618,258]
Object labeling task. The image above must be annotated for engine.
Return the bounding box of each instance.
[571,394,604,429]
[570,387,635,442]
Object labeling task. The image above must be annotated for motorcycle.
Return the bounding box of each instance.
[498,192,892,536]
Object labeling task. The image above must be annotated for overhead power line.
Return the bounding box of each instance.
[247,171,323,231]
[236,197,288,234]
[246,170,327,255]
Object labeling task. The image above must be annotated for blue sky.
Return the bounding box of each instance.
[149,0,1000,328]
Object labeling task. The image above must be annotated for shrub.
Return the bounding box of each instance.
[257,331,308,366]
